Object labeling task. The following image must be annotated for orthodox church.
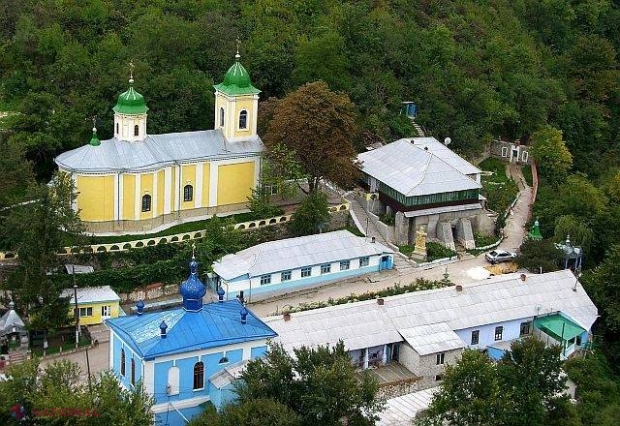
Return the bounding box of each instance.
[55,52,262,233]
[106,257,277,425]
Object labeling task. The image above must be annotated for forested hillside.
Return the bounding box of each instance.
[1,0,619,177]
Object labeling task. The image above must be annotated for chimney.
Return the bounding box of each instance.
[283,312,291,322]
[455,284,463,292]
[136,300,145,315]
[240,306,248,325]
[377,298,384,306]
[520,274,527,282]
[159,321,168,339]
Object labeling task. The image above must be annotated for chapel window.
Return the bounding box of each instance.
[239,110,248,129]
[141,194,152,212]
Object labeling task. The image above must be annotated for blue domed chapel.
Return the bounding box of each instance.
[106,258,277,425]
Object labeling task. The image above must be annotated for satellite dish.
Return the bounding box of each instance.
[444,137,452,146]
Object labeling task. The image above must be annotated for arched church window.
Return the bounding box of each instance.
[120,349,125,376]
[193,361,204,390]
[141,194,151,212]
[134,125,139,136]
[239,110,248,129]
[116,123,119,134]
[220,107,225,127]
[131,358,135,385]
[184,185,193,202]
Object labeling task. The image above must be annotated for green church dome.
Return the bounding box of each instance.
[89,127,100,146]
[113,79,149,114]
[214,54,260,96]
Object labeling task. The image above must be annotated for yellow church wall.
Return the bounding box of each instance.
[217,162,255,206]
[181,164,196,210]
[157,170,165,215]
[123,174,136,220]
[77,175,114,222]
[232,98,256,139]
[202,162,210,207]
[140,173,154,220]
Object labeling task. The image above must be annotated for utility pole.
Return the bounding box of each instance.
[73,265,79,349]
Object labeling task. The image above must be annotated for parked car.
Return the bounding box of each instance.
[485,249,517,264]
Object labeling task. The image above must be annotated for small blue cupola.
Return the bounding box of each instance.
[136,300,145,315]
[217,285,225,303]
[240,305,248,324]
[180,255,207,312]
[159,320,168,338]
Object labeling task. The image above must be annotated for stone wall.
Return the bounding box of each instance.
[414,349,463,389]
[376,378,421,401]
[120,282,180,302]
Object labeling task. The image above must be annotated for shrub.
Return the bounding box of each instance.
[426,242,456,261]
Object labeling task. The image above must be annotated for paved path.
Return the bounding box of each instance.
[498,164,532,252]
[39,342,109,383]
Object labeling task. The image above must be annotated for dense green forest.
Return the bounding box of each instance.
[3,0,620,421]
[2,0,619,179]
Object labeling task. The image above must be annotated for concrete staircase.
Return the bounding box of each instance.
[411,120,426,137]
[345,194,415,273]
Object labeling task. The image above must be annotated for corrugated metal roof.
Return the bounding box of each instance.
[0,308,26,335]
[378,387,439,426]
[106,300,277,360]
[403,203,482,218]
[267,302,402,353]
[55,130,263,173]
[61,285,121,304]
[209,360,249,389]
[264,270,598,356]
[415,137,480,175]
[357,138,481,197]
[399,323,465,355]
[213,230,394,280]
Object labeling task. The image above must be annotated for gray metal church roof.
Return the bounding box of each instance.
[357,138,481,197]
[212,230,394,281]
[264,270,598,355]
[55,130,263,173]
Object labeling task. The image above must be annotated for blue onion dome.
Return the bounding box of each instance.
[180,257,206,312]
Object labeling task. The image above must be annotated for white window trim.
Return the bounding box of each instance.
[501,147,508,158]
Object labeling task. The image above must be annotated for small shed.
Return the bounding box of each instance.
[60,286,121,325]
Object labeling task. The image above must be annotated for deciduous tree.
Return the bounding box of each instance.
[530,126,573,184]
[234,341,382,426]
[264,81,359,194]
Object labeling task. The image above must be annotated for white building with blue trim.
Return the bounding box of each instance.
[106,258,277,425]
[265,270,598,390]
[212,230,394,301]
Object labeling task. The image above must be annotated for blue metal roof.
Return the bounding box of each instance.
[106,300,277,360]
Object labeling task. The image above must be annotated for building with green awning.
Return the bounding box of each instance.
[534,313,587,358]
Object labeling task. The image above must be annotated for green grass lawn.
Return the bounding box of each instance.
[479,158,519,214]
